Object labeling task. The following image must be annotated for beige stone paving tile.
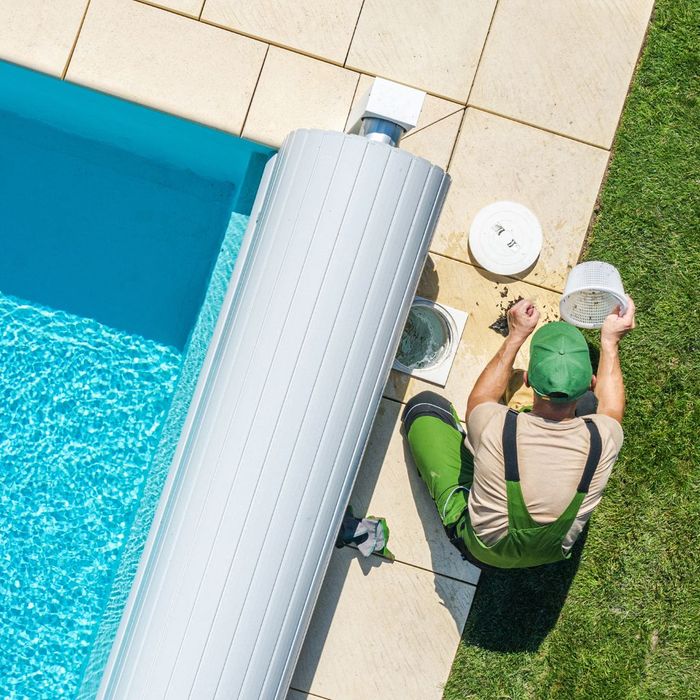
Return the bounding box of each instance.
[202,0,363,64]
[346,0,496,102]
[292,547,474,700]
[470,0,654,148]
[346,74,463,134]
[141,0,203,19]
[400,111,464,170]
[384,253,561,418]
[431,109,610,292]
[242,47,359,148]
[0,0,88,77]
[66,0,266,134]
[350,399,480,584]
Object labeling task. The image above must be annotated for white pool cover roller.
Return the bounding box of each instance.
[98,129,450,700]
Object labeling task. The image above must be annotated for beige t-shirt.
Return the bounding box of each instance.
[466,402,624,551]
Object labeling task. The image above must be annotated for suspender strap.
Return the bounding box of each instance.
[503,410,602,492]
[577,418,603,493]
[502,409,520,482]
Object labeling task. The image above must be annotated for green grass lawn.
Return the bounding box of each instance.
[444,1,700,697]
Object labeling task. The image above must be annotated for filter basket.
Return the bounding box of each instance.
[560,261,627,329]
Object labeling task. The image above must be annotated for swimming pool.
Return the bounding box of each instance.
[0,61,273,698]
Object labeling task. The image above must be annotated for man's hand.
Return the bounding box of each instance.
[601,295,636,347]
[507,299,540,342]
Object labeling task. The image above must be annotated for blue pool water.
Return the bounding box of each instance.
[0,61,273,698]
[0,60,271,350]
[1,109,233,349]
[0,293,181,695]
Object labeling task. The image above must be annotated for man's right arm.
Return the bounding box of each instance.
[595,296,636,423]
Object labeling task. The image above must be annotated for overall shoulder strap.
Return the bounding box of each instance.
[578,418,603,493]
[501,409,540,530]
[502,409,520,481]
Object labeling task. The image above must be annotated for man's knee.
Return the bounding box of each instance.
[402,391,461,434]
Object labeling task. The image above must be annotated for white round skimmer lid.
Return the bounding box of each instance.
[469,201,543,275]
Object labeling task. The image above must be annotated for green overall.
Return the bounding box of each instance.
[406,403,602,569]
[458,409,602,568]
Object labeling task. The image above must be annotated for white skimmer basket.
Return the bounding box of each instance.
[560,261,627,329]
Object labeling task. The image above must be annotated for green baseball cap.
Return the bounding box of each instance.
[528,322,593,403]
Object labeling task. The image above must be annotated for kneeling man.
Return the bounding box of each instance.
[402,298,635,569]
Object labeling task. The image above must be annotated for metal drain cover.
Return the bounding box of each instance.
[393,297,468,387]
[469,201,543,275]
[395,303,451,370]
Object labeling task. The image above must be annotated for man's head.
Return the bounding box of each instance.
[525,322,593,404]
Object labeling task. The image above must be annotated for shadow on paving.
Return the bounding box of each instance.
[462,528,588,652]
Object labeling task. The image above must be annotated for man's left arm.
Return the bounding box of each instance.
[466,299,539,421]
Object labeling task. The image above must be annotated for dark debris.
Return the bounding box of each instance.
[489,295,524,337]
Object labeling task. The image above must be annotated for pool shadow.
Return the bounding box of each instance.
[462,527,588,652]
[416,253,440,299]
